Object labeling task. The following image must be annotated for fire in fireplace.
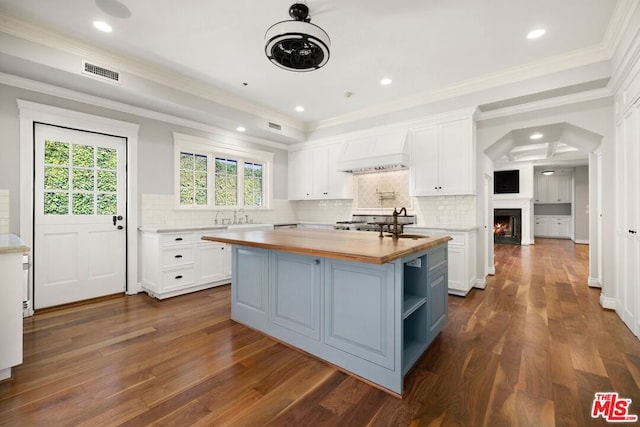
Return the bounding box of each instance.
[494,208,522,245]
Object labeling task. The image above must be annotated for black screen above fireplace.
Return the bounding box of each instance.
[494,170,520,194]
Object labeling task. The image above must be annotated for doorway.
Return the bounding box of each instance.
[18,100,140,315]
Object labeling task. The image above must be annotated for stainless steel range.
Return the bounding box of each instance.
[334,213,416,233]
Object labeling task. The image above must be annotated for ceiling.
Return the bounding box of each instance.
[0,0,635,144]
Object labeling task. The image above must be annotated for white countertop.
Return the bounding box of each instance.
[405,225,480,232]
[139,224,228,233]
[0,234,30,254]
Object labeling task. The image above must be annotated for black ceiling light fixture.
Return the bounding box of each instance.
[265,3,330,72]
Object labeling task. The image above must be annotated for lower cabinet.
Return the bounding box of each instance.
[230,242,448,394]
[534,215,571,239]
[408,227,477,296]
[141,229,232,299]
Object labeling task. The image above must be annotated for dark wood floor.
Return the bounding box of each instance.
[1,238,639,426]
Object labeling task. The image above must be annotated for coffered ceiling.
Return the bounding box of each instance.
[0,0,636,143]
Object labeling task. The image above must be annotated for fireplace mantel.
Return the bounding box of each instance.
[493,197,534,245]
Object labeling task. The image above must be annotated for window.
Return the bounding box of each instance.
[174,133,273,209]
[43,139,118,215]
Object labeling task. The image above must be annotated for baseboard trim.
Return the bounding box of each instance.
[588,277,601,288]
[600,295,616,310]
[474,278,487,289]
[574,239,589,245]
[487,266,496,275]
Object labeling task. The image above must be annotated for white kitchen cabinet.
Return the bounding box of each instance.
[409,116,475,196]
[0,235,29,381]
[534,173,571,203]
[406,227,477,296]
[288,143,353,200]
[141,229,231,299]
[534,216,571,238]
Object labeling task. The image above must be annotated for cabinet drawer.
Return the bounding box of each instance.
[161,233,195,247]
[162,268,195,290]
[446,232,466,246]
[161,247,194,268]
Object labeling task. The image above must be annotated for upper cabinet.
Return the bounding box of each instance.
[288,143,353,200]
[534,173,571,203]
[409,115,476,196]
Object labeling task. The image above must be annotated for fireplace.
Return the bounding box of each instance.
[494,209,522,245]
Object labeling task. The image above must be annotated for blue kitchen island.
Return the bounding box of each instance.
[202,228,451,396]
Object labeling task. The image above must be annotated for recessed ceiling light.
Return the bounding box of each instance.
[542,170,555,176]
[295,106,305,112]
[380,78,392,86]
[93,21,113,33]
[236,126,246,132]
[527,28,546,40]
[529,132,544,140]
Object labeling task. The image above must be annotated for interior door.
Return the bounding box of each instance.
[33,123,127,309]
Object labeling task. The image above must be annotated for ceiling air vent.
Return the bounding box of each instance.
[268,122,282,131]
[82,60,120,83]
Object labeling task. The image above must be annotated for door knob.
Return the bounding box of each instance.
[117,225,124,230]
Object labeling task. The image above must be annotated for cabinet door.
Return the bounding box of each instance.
[197,242,228,285]
[410,125,439,196]
[324,259,395,370]
[438,119,473,195]
[288,149,313,200]
[311,145,329,198]
[558,218,571,238]
[556,175,572,202]
[327,143,353,199]
[232,246,270,325]
[446,246,467,293]
[427,265,448,342]
[270,252,321,340]
[535,174,549,203]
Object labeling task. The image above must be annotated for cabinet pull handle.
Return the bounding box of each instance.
[175,237,183,241]
[175,275,183,279]
[175,255,183,258]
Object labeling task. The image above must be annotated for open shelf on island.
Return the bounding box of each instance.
[403,294,427,319]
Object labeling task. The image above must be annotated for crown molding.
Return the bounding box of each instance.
[0,71,290,151]
[476,88,613,121]
[307,44,611,132]
[0,15,305,133]
[602,0,640,57]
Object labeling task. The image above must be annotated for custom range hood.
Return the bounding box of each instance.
[337,128,409,174]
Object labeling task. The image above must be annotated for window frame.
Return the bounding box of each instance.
[173,132,273,210]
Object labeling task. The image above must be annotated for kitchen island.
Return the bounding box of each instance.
[202,229,451,395]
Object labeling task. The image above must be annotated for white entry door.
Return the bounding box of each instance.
[34,123,127,309]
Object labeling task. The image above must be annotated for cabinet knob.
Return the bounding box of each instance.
[313,259,320,265]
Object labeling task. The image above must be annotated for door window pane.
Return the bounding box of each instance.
[44,166,69,190]
[73,169,94,191]
[73,144,95,167]
[72,193,94,215]
[97,170,117,192]
[44,140,69,165]
[97,194,117,215]
[97,147,117,169]
[44,192,69,215]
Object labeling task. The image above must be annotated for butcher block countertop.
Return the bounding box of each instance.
[202,229,451,264]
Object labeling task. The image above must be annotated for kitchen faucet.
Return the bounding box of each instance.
[236,208,245,224]
[392,207,408,239]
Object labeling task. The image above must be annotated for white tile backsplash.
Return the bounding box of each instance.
[140,194,298,226]
[141,186,477,228]
[0,189,9,234]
